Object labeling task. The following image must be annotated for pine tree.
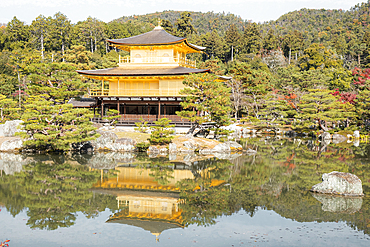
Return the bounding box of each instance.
[30,15,50,59]
[225,24,241,61]
[294,89,347,131]
[148,118,175,145]
[18,95,99,151]
[0,94,20,123]
[242,22,262,55]
[263,29,279,51]
[50,12,71,61]
[5,17,30,50]
[175,12,196,37]
[25,61,88,103]
[177,73,232,136]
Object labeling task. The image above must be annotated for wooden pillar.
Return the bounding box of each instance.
[101,80,104,96]
[101,102,104,118]
[123,103,126,119]
[158,101,161,120]
[93,106,96,118]
[147,104,150,121]
[164,104,166,116]
[117,98,120,113]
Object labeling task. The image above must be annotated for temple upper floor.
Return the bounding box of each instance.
[108,25,205,69]
[119,48,196,68]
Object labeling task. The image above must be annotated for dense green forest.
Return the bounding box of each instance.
[1,2,370,137]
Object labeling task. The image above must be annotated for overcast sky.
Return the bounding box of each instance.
[0,0,366,25]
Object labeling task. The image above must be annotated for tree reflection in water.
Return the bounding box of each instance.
[0,137,369,235]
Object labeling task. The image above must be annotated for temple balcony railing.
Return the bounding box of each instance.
[90,88,185,97]
[118,56,196,68]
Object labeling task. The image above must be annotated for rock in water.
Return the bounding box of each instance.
[311,171,364,196]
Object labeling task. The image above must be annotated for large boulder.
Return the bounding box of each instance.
[0,120,24,137]
[311,171,364,196]
[311,193,363,214]
[221,123,243,136]
[90,131,135,152]
[148,146,159,154]
[0,138,23,152]
[113,138,136,152]
[90,130,118,150]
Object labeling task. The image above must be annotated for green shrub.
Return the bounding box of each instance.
[148,118,175,145]
[136,142,150,152]
[134,117,149,133]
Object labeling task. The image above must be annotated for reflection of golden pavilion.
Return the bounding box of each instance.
[103,190,183,241]
[94,166,192,191]
[92,165,225,241]
[93,165,224,192]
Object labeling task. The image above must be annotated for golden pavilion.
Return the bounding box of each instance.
[77,24,209,125]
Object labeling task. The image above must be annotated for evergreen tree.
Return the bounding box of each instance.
[161,19,175,35]
[242,22,262,55]
[294,89,347,131]
[175,12,196,37]
[148,118,175,145]
[0,94,20,123]
[25,60,87,103]
[5,17,30,50]
[263,29,279,51]
[30,15,50,59]
[282,30,303,64]
[299,43,342,70]
[50,12,71,61]
[177,73,232,136]
[225,24,241,61]
[18,95,99,151]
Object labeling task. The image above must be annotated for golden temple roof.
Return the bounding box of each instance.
[107,26,206,52]
[77,66,209,77]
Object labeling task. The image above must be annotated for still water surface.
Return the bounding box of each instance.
[1,137,370,246]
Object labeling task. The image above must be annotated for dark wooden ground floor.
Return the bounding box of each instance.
[91,97,191,126]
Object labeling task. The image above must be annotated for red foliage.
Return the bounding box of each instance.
[331,89,357,104]
[352,67,370,85]
[282,92,298,109]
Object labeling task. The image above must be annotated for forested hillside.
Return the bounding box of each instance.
[114,10,245,35]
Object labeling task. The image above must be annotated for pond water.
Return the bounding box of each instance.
[1,137,370,247]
